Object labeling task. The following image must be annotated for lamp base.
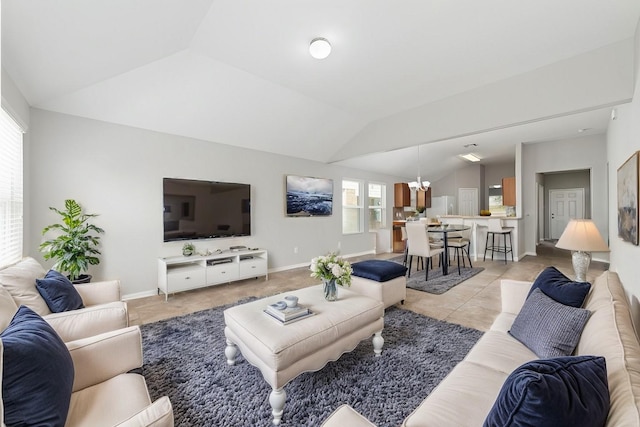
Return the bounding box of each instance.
[571,251,591,282]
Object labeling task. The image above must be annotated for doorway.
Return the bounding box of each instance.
[458,188,479,216]
[549,188,585,239]
[538,169,591,242]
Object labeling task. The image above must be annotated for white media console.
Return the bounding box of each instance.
[157,248,268,300]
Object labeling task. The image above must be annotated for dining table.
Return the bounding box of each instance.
[426,224,471,275]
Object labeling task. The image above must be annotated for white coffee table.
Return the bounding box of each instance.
[224,285,384,425]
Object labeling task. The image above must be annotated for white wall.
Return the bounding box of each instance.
[484,162,515,188]
[334,39,635,161]
[27,109,404,298]
[606,18,640,301]
[521,135,609,259]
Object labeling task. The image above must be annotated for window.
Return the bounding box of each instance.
[0,108,24,268]
[368,183,386,231]
[342,179,363,234]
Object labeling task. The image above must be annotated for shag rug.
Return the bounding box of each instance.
[140,300,483,427]
[391,256,484,294]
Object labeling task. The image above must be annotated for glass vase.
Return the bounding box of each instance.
[323,278,338,301]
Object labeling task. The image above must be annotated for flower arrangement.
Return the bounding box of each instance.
[310,252,352,287]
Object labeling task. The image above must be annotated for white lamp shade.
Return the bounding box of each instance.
[556,219,610,252]
[309,38,331,59]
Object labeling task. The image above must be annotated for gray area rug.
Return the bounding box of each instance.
[391,256,484,294]
[140,300,483,426]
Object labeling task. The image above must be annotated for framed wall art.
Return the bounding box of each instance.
[617,151,639,245]
[285,175,333,217]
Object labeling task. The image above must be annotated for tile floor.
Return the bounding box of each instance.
[127,243,608,332]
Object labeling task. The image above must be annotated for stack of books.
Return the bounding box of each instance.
[264,302,313,325]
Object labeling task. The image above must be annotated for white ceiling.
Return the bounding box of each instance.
[3,1,639,181]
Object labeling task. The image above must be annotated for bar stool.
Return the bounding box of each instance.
[484,218,513,263]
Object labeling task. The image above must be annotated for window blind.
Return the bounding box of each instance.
[0,107,24,268]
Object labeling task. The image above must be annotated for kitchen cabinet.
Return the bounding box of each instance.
[392,221,406,253]
[416,188,432,208]
[394,183,410,207]
[502,177,516,206]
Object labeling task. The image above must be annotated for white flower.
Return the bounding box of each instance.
[331,264,343,278]
[309,252,352,287]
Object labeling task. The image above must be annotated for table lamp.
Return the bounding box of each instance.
[555,219,610,282]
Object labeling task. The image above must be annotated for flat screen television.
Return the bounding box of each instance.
[163,178,251,242]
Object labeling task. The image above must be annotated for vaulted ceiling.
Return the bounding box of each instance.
[3,1,639,181]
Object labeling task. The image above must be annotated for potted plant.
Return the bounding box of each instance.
[182,242,195,256]
[40,199,105,284]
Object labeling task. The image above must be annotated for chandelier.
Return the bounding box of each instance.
[408,145,430,191]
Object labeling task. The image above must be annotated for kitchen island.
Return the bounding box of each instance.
[438,216,522,261]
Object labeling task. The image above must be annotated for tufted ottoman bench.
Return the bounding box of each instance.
[350,260,407,308]
[224,285,384,425]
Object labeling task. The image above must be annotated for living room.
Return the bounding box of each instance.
[2,2,640,425]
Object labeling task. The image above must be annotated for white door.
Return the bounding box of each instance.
[458,188,478,216]
[550,188,585,239]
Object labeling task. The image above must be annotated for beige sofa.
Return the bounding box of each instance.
[64,326,174,426]
[0,258,173,426]
[0,324,174,426]
[0,257,128,342]
[322,270,640,426]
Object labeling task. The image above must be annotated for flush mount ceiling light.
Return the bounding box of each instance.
[309,37,331,59]
[408,145,430,191]
[460,153,481,162]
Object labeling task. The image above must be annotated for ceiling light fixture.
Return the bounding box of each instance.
[408,145,430,191]
[309,37,331,59]
[460,153,481,162]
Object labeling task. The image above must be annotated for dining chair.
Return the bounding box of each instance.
[405,222,445,280]
[401,226,408,266]
[447,226,473,274]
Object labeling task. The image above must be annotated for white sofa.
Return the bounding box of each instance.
[322,270,640,426]
[64,326,174,426]
[0,257,128,342]
[0,258,173,426]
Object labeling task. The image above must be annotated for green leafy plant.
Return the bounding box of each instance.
[182,242,195,256]
[39,199,104,281]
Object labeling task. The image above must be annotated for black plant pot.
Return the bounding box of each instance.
[70,274,92,284]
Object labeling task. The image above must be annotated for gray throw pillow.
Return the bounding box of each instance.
[509,288,590,358]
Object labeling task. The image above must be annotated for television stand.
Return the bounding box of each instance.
[157,248,268,301]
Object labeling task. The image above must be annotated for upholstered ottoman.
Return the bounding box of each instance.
[224,285,384,425]
[350,260,407,308]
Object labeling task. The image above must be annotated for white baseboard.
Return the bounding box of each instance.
[122,290,158,301]
[268,250,376,274]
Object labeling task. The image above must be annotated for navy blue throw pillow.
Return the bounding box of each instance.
[484,356,609,427]
[1,306,75,426]
[36,269,84,312]
[351,260,407,282]
[528,266,591,308]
